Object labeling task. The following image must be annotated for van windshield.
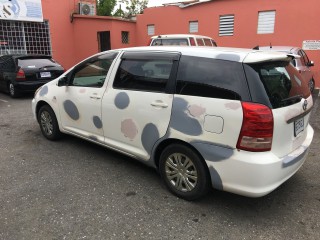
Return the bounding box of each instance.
[245,61,310,109]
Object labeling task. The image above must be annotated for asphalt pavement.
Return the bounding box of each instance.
[0,92,319,240]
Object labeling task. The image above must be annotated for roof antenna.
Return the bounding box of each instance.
[270,43,272,49]
[253,45,259,50]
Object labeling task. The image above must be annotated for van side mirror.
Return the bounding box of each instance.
[307,61,314,67]
[57,76,68,86]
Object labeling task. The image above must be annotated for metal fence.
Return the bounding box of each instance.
[0,20,52,56]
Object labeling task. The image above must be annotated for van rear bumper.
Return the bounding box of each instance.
[195,125,314,197]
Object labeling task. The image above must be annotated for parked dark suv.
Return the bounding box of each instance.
[0,55,64,97]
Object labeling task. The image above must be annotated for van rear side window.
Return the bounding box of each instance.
[245,61,310,109]
[175,56,249,101]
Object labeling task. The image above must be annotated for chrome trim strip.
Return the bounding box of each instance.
[286,106,313,124]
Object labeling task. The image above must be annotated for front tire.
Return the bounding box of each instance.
[38,105,62,140]
[159,144,210,201]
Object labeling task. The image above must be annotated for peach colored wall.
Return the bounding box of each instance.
[42,0,320,87]
[42,0,76,69]
[73,16,136,64]
[136,0,320,87]
[42,0,136,69]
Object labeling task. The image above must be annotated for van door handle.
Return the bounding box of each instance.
[151,101,168,108]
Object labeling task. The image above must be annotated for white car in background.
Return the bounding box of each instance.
[149,34,217,47]
[32,46,314,200]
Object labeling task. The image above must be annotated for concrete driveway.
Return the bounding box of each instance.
[0,92,319,240]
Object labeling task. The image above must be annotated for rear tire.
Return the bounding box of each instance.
[159,144,210,201]
[38,105,62,141]
[8,83,19,98]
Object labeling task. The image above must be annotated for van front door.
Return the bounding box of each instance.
[57,52,118,141]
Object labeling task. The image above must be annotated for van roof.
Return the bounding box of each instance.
[151,34,213,39]
[116,46,293,63]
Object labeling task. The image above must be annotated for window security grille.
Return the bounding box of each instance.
[147,25,155,36]
[189,21,198,33]
[219,15,234,36]
[122,31,129,44]
[257,11,276,34]
[0,20,52,56]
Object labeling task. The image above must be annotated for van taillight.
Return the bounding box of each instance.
[16,68,26,81]
[189,37,196,46]
[236,102,273,152]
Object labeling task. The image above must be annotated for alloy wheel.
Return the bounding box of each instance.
[9,83,15,97]
[165,153,198,192]
[40,111,53,136]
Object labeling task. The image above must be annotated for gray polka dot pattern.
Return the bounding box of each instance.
[93,116,103,129]
[63,100,80,120]
[39,85,48,96]
[170,98,202,136]
[141,123,160,153]
[114,92,130,109]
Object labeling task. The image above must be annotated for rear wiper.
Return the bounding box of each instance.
[281,94,302,103]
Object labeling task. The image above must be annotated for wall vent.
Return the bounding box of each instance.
[219,15,234,36]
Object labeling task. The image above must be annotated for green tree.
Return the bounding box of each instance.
[119,0,149,17]
[96,0,117,16]
[113,4,125,17]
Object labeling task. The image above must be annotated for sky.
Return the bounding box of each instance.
[115,0,198,12]
[147,0,195,7]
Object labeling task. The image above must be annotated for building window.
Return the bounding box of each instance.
[189,21,198,33]
[122,31,129,44]
[0,20,52,55]
[219,15,234,36]
[257,11,276,34]
[147,25,155,36]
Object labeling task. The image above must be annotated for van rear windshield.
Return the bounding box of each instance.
[245,61,310,109]
[18,58,57,68]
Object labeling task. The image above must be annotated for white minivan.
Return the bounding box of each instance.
[32,46,314,200]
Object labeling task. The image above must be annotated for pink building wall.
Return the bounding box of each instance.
[73,15,136,63]
[42,0,77,69]
[41,0,320,87]
[136,0,320,87]
[42,0,136,69]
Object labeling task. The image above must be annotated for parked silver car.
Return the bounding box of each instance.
[259,46,315,92]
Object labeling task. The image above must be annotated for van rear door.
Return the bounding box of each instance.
[244,61,313,158]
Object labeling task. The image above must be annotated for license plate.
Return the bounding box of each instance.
[294,117,304,137]
[40,72,51,78]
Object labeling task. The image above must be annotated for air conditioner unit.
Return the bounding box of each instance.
[79,2,95,16]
